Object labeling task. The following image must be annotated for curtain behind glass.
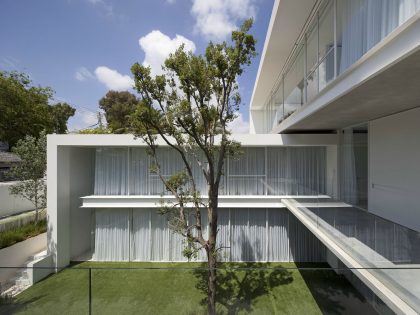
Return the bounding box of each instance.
[93,208,324,262]
[95,146,326,196]
[266,147,326,195]
[228,147,266,195]
[339,129,358,205]
[94,148,128,195]
[338,0,420,73]
[94,209,130,261]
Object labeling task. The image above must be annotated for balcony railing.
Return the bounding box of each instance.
[261,0,420,133]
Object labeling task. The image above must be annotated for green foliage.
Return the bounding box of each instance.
[77,126,111,134]
[99,90,138,133]
[0,71,75,147]
[129,17,256,221]
[49,102,76,134]
[8,131,47,222]
[0,219,47,249]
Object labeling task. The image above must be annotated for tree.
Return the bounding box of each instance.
[129,19,256,314]
[99,90,138,133]
[49,102,76,134]
[8,131,47,223]
[0,71,75,147]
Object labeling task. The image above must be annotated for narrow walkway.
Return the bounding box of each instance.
[282,198,420,315]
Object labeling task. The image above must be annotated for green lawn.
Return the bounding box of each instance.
[0,262,377,315]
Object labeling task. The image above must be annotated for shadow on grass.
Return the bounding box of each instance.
[0,295,45,314]
[295,262,378,315]
[194,262,293,315]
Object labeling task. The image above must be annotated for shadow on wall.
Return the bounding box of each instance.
[193,235,294,315]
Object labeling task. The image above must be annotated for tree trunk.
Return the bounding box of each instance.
[207,244,217,315]
[34,187,39,224]
[207,194,218,315]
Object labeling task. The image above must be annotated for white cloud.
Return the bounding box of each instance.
[75,67,94,81]
[228,113,249,134]
[191,0,256,41]
[80,110,98,126]
[166,0,176,3]
[139,30,196,75]
[95,66,134,91]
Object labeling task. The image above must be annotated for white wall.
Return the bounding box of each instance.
[0,233,46,284]
[69,148,94,260]
[0,182,34,217]
[48,146,94,268]
[369,107,420,232]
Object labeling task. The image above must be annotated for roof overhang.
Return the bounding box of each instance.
[250,0,318,110]
[276,12,420,132]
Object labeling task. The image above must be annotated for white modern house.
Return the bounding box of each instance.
[45,0,420,314]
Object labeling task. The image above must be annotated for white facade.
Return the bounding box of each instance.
[46,1,420,313]
[47,133,337,267]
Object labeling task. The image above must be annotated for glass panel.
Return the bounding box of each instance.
[289,197,420,312]
[306,22,318,75]
[319,49,335,90]
[273,82,283,127]
[306,68,318,101]
[318,0,334,61]
[284,45,304,117]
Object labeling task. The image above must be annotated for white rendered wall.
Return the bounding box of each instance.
[68,148,94,260]
[47,144,94,268]
[0,182,35,217]
[369,107,420,232]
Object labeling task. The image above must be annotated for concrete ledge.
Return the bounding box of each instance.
[81,195,331,209]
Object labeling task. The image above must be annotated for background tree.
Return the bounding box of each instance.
[99,90,138,133]
[130,19,256,314]
[48,102,76,134]
[0,71,75,147]
[8,131,47,223]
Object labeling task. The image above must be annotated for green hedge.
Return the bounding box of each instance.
[0,220,47,249]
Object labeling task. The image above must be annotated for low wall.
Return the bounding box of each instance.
[0,182,34,217]
[0,233,47,285]
[28,254,53,285]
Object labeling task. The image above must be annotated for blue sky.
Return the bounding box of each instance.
[0,0,273,132]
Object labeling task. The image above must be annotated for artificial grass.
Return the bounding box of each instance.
[0,262,377,315]
[0,219,47,249]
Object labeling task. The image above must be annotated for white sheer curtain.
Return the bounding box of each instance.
[94,148,128,195]
[93,208,325,262]
[131,209,150,261]
[230,209,250,261]
[340,129,358,205]
[268,209,289,261]
[266,147,326,196]
[130,148,149,195]
[151,210,170,261]
[228,148,266,195]
[94,146,326,197]
[94,209,130,261]
[339,0,420,73]
[248,209,267,261]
